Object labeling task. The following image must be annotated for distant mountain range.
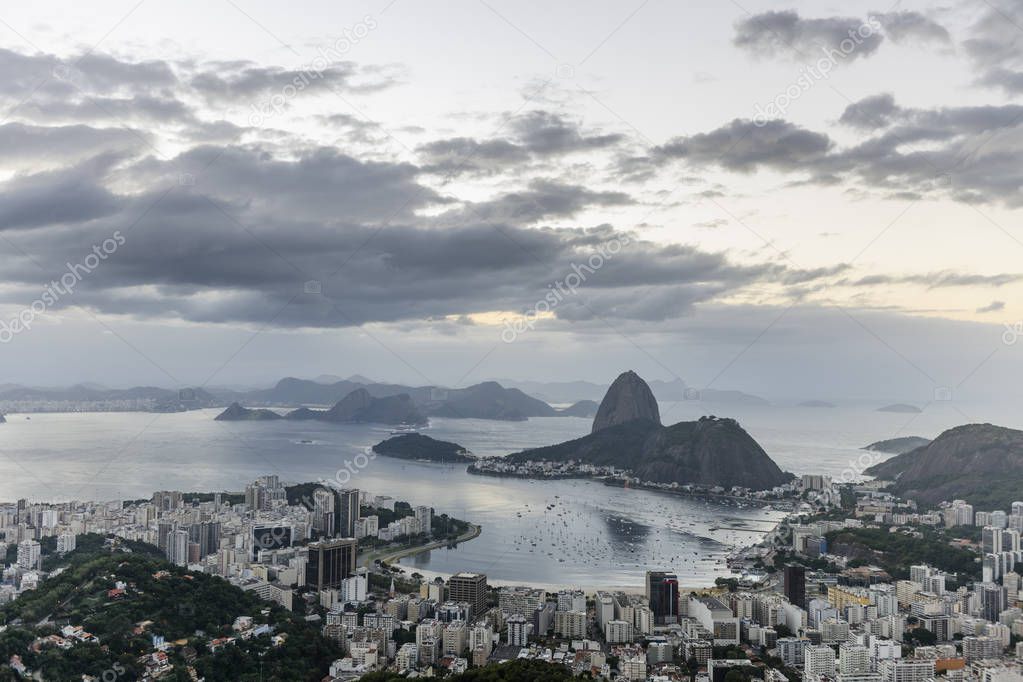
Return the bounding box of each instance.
[493,377,770,406]
[504,370,793,490]
[216,388,426,426]
[865,423,1023,508]
[0,384,220,412]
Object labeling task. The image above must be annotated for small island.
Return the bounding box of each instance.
[214,402,282,421]
[372,433,476,463]
[798,400,835,408]
[877,403,922,414]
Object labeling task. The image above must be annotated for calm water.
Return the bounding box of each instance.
[0,400,1010,587]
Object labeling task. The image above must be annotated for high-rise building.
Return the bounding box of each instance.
[991,511,1009,529]
[785,564,806,608]
[157,520,175,553]
[983,527,1004,555]
[151,490,183,511]
[305,538,357,592]
[977,583,1007,623]
[963,636,1004,663]
[312,488,336,537]
[16,540,40,570]
[447,572,488,620]
[338,489,360,538]
[56,532,76,554]
[415,505,433,536]
[839,643,871,675]
[804,645,836,681]
[167,529,189,566]
[879,659,934,682]
[646,571,680,624]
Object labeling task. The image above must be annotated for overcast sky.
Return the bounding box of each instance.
[0,0,1022,405]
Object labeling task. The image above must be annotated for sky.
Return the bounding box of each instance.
[0,0,1022,405]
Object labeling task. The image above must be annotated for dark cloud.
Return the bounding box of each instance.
[654,119,832,173]
[733,10,883,61]
[870,11,951,46]
[511,111,624,154]
[417,137,530,176]
[963,1,1023,93]
[0,123,148,167]
[0,157,123,231]
[977,300,1006,313]
[654,99,1023,207]
[417,111,625,177]
[839,94,899,129]
[849,272,1023,289]
[461,180,633,224]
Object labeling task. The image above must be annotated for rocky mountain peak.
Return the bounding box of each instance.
[591,370,662,434]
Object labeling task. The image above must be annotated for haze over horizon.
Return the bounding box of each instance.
[2,0,1023,406]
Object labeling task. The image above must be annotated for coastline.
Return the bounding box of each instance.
[361,522,482,568]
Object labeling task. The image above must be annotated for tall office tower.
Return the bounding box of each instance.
[213,492,222,508]
[447,572,489,620]
[1012,502,1023,517]
[645,571,680,624]
[978,583,1007,622]
[152,490,183,512]
[415,505,433,536]
[157,520,175,553]
[983,527,1003,555]
[338,489,360,538]
[16,539,40,570]
[187,521,221,558]
[305,537,357,592]
[785,564,807,608]
[1001,529,1021,553]
[312,488,336,537]
[167,529,189,566]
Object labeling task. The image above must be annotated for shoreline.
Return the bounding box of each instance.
[361,522,482,568]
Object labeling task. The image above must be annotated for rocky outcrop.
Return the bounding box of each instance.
[293,389,426,425]
[214,402,282,421]
[865,423,1023,506]
[591,371,661,434]
[863,436,931,455]
[505,371,792,490]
